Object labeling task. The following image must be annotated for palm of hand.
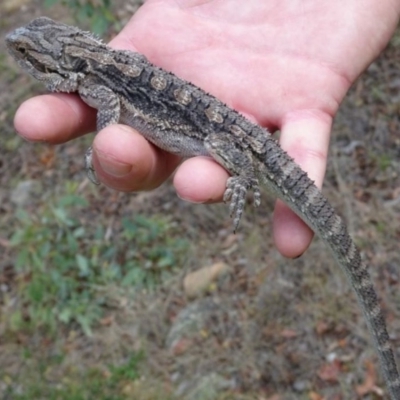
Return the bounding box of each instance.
[116,0,393,128]
[109,0,397,256]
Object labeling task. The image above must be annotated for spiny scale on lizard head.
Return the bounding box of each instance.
[5,17,104,92]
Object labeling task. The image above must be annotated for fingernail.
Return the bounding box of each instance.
[177,193,204,204]
[16,131,47,143]
[95,149,132,177]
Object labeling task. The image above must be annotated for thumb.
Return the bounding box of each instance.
[273,111,332,258]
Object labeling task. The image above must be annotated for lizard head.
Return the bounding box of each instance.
[6,17,103,92]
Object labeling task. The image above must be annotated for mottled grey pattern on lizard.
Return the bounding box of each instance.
[6,17,400,399]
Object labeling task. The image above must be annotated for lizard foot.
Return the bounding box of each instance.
[84,146,100,185]
[223,176,261,231]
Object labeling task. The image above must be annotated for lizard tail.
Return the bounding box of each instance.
[259,138,400,399]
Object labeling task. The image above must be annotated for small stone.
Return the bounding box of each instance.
[183,262,231,298]
[183,373,232,400]
[293,379,310,392]
[10,180,41,207]
[166,298,217,349]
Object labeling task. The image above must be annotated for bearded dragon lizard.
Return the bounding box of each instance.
[6,17,400,399]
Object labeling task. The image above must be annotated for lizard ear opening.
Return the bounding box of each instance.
[17,46,27,55]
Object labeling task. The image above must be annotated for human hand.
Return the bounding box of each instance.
[14,0,400,257]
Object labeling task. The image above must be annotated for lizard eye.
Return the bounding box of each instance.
[43,66,58,74]
[17,46,26,54]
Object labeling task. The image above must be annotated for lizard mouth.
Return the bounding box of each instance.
[6,31,60,76]
[16,51,64,78]
[27,56,58,75]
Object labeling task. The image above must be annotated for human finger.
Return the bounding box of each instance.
[173,156,229,204]
[274,111,332,258]
[91,124,181,191]
[14,93,96,143]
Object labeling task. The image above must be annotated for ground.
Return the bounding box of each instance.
[1,2,400,400]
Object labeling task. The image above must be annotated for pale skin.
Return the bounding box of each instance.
[14,0,400,257]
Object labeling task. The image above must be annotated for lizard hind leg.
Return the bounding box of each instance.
[205,133,261,231]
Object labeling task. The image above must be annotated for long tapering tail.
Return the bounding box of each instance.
[258,136,400,399]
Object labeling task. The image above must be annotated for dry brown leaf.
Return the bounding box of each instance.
[99,315,114,326]
[329,394,343,400]
[39,147,55,168]
[356,360,383,397]
[315,321,330,336]
[170,338,192,356]
[0,237,11,248]
[317,360,342,383]
[265,395,281,400]
[309,391,324,400]
[280,328,298,339]
[220,233,238,249]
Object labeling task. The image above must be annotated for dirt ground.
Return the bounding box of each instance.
[1,2,400,400]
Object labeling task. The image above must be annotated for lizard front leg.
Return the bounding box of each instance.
[78,80,120,184]
[205,133,261,231]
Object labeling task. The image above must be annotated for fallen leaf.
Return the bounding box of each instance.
[39,147,55,168]
[281,328,298,339]
[265,395,281,400]
[356,360,383,397]
[309,391,324,400]
[0,237,11,248]
[221,234,238,249]
[316,321,330,336]
[317,360,342,383]
[329,394,343,400]
[170,338,192,356]
[99,315,114,326]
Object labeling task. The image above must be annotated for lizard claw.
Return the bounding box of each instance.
[85,146,100,185]
[224,176,261,231]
